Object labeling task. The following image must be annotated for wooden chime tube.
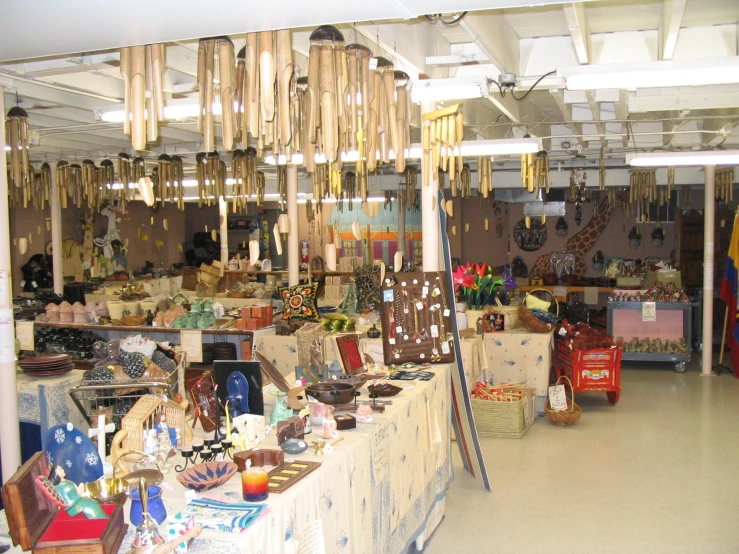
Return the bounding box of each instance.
[307,44,320,144]
[145,45,158,142]
[319,45,337,162]
[382,68,398,156]
[203,39,216,152]
[259,32,275,123]
[197,40,207,133]
[396,86,407,174]
[120,48,132,135]
[151,43,166,121]
[276,29,293,155]
[130,45,147,150]
[245,33,259,140]
[219,38,236,150]
[346,48,359,149]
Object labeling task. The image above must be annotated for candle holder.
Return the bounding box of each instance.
[175,448,195,472]
[203,438,214,449]
[220,439,234,460]
[211,444,223,459]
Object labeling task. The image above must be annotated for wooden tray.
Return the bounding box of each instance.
[267,461,321,494]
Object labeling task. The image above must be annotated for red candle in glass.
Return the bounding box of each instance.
[242,468,269,502]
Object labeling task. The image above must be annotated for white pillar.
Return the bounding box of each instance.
[421,100,440,272]
[0,91,22,480]
[50,161,63,294]
[702,165,715,376]
[219,196,228,274]
[287,165,299,287]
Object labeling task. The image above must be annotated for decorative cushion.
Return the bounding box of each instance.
[279,282,319,322]
[525,294,551,312]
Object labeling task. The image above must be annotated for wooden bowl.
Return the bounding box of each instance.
[176,462,238,492]
[367,383,403,397]
[305,382,355,405]
[120,315,147,326]
[561,274,579,285]
[542,273,559,286]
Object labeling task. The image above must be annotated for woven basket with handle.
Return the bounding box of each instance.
[518,288,559,333]
[545,375,582,426]
[488,297,520,329]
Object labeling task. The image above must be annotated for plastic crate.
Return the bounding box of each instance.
[553,339,622,405]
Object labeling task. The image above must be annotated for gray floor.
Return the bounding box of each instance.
[426,359,739,554]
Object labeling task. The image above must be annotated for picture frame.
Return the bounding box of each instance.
[334,334,365,375]
[604,257,623,279]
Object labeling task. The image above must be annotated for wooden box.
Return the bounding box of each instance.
[2,451,127,554]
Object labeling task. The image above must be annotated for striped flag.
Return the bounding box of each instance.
[718,212,739,377]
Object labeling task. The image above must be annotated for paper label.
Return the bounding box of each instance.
[296,519,326,554]
[441,341,450,354]
[180,330,203,363]
[388,338,395,345]
[16,321,34,351]
[368,57,378,70]
[184,490,197,504]
[642,302,656,322]
[558,327,567,336]
[0,309,15,362]
[422,286,428,295]
[416,302,423,310]
[553,286,567,298]
[383,289,394,302]
[443,309,450,317]
[396,326,402,333]
[430,324,439,338]
[548,384,568,412]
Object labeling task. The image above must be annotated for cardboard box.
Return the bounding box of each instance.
[245,318,259,330]
[240,307,252,320]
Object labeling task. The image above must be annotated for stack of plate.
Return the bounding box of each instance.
[213,342,237,361]
[19,354,74,377]
[201,344,215,364]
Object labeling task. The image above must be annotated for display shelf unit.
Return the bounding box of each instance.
[607,301,692,372]
[519,285,614,302]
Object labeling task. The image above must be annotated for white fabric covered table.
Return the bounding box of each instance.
[483,328,554,396]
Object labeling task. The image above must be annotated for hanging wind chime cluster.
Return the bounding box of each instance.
[6,106,32,206]
[520,150,550,194]
[421,103,464,194]
[119,43,166,151]
[627,168,676,220]
[715,167,734,202]
[53,157,136,210]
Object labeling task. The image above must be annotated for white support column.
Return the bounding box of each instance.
[218,196,228,274]
[287,165,299,287]
[50,161,63,294]
[421,100,440,272]
[0,91,21,480]
[702,165,715,376]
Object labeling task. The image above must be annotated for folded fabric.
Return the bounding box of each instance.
[176,498,267,532]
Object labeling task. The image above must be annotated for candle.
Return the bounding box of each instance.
[192,443,204,453]
[242,468,269,502]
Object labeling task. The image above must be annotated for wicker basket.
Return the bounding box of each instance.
[471,386,536,438]
[488,298,520,329]
[544,375,582,426]
[518,289,560,333]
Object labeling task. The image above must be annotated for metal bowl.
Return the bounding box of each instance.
[81,477,128,505]
[305,382,355,405]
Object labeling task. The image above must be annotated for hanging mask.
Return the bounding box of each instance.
[592,250,605,273]
[651,226,665,247]
[628,226,642,249]
[555,217,568,238]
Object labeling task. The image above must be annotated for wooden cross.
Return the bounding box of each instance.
[88,414,115,468]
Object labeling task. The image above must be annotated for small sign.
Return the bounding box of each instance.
[184,490,197,504]
[548,384,568,412]
[642,301,657,322]
[180,330,203,363]
[16,321,34,352]
[383,289,394,302]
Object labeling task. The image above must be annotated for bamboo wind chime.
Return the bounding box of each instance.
[231,147,259,212]
[120,43,166,151]
[402,167,418,210]
[477,157,493,199]
[628,168,661,220]
[421,103,464,194]
[521,150,550,195]
[715,167,734,202]
[6,106,31,205]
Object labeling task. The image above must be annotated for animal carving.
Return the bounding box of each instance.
[530,199,612,277]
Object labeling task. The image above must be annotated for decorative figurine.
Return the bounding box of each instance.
[311,439,326,456]
[154,413,178,448]
[36,464,108,519]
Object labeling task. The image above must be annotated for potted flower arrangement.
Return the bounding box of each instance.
[453,263,516,329]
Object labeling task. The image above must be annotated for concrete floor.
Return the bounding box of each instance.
[426,360,739,553]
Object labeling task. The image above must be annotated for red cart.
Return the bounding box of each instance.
[553,339,622,405]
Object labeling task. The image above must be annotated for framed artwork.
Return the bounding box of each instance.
[604,257,623,279]
[335,334,365,375]
[188,370,217,432]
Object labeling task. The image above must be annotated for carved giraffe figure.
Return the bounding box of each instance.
[530,198,612,277]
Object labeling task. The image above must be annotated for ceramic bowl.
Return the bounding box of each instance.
[305,382,355,405]
[176,461,238,492]
[281,438,309,455]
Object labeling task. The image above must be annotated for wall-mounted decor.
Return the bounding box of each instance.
[513,218,547,252]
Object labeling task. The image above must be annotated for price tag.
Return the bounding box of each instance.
[548,384,568,412]
[443,309,450,317]
[396,326,403,333]
[180,330,203,363]
[642,302,657,322]
[16,321,34,351]
[416,302,423,310]
[441,341,450,354]
[184,490,197,504]
[383,289,394,302]
[430,324,439,338]
[558,327,567,337]
[369,57,378,70]
[388,338,395,345]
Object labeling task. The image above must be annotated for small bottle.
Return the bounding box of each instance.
[323,412,337,439]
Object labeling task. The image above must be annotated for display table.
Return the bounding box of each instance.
[16,369,88,437]
[1,364,453,554]
[255,329,487,389]
[483,328,554,412]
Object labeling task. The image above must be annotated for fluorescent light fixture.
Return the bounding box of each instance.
[96,98,227,122]
[411,76,489,103]
[298,196,386,204]
[559,58,739,91]
[628,150,739,167]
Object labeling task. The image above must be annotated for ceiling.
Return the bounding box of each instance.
[1,0,738,190]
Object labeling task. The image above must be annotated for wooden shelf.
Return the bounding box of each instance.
[34,321,262,336]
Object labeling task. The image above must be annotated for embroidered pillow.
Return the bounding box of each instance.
[279,282,319,322]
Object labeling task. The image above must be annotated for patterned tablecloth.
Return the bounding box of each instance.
[483,328,554,396]
[1,364,453,554]
[16,369,88,437]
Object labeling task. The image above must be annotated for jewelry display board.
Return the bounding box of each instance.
[380,272,455,365]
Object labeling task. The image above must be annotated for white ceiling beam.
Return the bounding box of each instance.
[585,91,605,140]
[549,88,582,138]
[629,89,739,113]
[661,112,681,147]
[458,12,520,76]
[659,0,688,61]
[614,90,628,147]
[563,2,591,65]
[701,108,739,147]
[486,93,520,124]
